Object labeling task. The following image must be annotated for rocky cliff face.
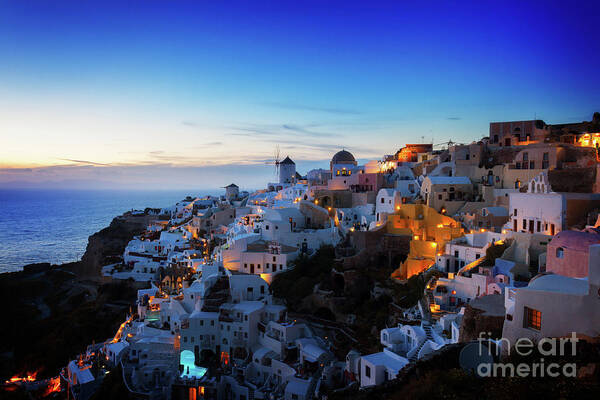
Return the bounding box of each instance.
[458,294,505,342]
[77,213,158,277]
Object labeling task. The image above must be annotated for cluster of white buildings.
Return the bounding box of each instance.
[61,118,600,398]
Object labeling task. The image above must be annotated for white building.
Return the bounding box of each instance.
[237,240,299,282]
[375,188,402,223]
[502,243,600,351]
[508,172,600,235]
[330,150,358,177]
[279,156,297,184]
[436,231,504,273]
[357,320,451,388]
[225,183,239,200]
[260,207,340,253]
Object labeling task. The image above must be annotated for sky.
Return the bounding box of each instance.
[1,0,599,190]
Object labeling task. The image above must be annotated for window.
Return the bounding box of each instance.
[381,197,385,203]
[522,219,526,229]
[365,365,371,378]
[523,152,528,161]
[530,161,535,169]
[556,247,564,258]
[524,307,541,330]
[475,254,481,259]
[438,194,442,200]
[537,221,541,232]
[273,256,276,262]
[513,209,517,217]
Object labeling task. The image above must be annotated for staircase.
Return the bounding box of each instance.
[408,340,427,362]
[422,323,434,340]
[409,323,434,362]
[424,276,439,319]
[201,276,230,312]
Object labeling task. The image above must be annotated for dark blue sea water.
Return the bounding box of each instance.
[0,189,209,273]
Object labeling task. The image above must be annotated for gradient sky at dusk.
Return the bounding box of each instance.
[1,1,599,190]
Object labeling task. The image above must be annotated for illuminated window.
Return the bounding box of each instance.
[524,307,541,330]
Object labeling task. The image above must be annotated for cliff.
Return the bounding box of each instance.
[458,294,505,342]
[76,212,158,277]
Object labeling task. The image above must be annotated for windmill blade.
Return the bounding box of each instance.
[274,145,281,176]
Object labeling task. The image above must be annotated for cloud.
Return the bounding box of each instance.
[229,123,338,138]
[281,124,339,137]
[0,167,33,173]
[57,158,110,166]
[446,117,462,120]
[182,121,198,127]
[229,126,278,137]
[260,101,362,115]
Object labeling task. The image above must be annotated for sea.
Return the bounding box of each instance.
[0,189,215,273]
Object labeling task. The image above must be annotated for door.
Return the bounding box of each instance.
[513,218,517,231]
[250,264,255,274]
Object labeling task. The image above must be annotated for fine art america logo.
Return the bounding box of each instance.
[459,332,579,378]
